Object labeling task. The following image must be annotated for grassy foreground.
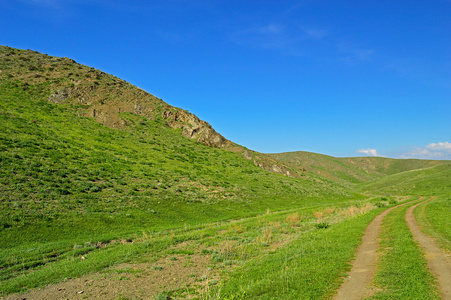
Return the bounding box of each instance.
[1,199,389,297]
[213,205,389,299]
[369,200,440,299]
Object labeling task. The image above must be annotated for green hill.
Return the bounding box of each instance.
[0,46,357,247]
[358,164,451,196]
[270,151,448,185]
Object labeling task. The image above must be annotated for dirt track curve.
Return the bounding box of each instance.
[335,197,451,300]
[405,198,451,299]
[333,202,407,300]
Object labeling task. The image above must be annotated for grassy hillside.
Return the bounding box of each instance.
[0,46,369,294]
[0,76,358,244]
[0,45,301,178]
[358,164,451,196]
[270,151,448,185]
[1,46,449,298]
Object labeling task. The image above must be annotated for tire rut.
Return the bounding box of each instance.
[334,201,409,300]
[405,197,451,299]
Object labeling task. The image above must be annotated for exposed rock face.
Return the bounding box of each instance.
[243,150,253,160]
[46,84,233,148]
[48,88,70,103]
[162,110,232,148]
[253,157,293,177]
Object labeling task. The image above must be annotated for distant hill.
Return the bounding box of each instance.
[270,151,449,185]
[358,163,451,195]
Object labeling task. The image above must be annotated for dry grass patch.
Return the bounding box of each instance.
[313,211,324,223]
[339,204,375,218]
[259,227,272,244]
[323,207,336,216]
[285,213,301,227]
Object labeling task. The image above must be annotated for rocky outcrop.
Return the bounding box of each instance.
[253,157,294,177]
[48,88,70,104]
[162,110,232,148]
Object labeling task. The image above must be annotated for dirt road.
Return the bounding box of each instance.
[335,197,451,300]
[405,199,451,299]
[333,202,405,300]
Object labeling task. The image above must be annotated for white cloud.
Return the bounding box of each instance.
[401,142,451,160]
[427,142,451,151]
[356,148,382,157]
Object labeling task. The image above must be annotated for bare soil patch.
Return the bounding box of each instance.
[406,198,451,299]
[3,254,218,300]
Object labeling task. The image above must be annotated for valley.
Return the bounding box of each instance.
[1,46,450,299]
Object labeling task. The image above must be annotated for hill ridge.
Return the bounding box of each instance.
[0,45,298,177]
[270,150,450,184]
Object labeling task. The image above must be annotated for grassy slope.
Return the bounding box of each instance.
[358,164,451,196]
[270,151,449,185]
[0,47,365,294]
[0,80,358,241]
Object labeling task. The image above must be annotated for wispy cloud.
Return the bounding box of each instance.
[400,142,451,160]
[230,21,373,63]
[155,30,192,46]
[356,148,383,157]
[229,23,301,54]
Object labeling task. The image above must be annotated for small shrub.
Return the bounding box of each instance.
[389,199,397,205]
[375,202,386,208]
[0,221,12,229]
[315,222,329,229]
[152,265,163,271]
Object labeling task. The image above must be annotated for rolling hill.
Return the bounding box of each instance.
[270,151,449,185]
[1,46,449,298]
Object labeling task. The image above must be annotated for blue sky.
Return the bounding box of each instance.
[1,0,450,159]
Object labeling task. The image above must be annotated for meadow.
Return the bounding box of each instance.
[1,46,450,299]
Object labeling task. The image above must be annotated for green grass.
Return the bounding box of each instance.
[368,202,440,299]
[212,206,387,299]
[1,45,449,298]
[359,164,451,196]
[0,200,381,296]
[415,196,451,252]
[270,151,448,185]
